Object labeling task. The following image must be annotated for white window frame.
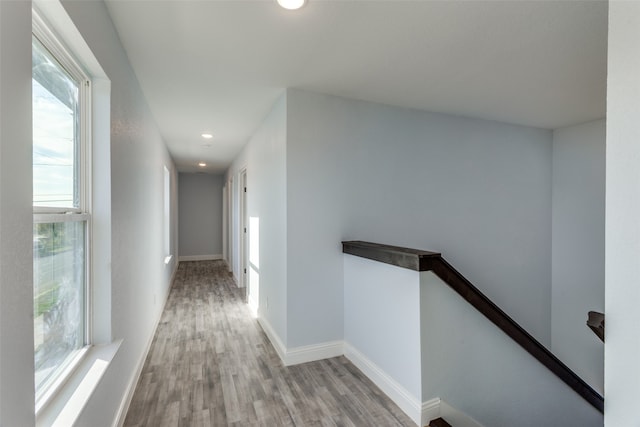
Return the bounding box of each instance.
[32,11,92,215]
[32,9,93,412]
[30,2,118,425]
[164,165,172,265]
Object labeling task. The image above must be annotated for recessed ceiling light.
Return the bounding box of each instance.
[198,162,207,167]
[201,133,213,139]
[276,0,306,10]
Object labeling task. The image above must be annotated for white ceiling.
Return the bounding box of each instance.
[105,0,608,174]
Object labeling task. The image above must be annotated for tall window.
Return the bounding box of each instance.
[164,165,171,264]
[32,19,91,405]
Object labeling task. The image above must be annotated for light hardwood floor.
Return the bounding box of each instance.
[124,260,416,427]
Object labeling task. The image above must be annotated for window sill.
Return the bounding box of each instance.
[36,340,122,427]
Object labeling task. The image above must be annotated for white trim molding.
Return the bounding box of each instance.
[284,341,344,366]
[257,317,343,366]
[419,397,485,427]
[439,399,485,427]
[344,342,422,426]
[421,398,442,426]
[257,317,287,363]
[254,324,483,427]
[112,262,178,427]
[113,319,158,427]
[178,254,223,262]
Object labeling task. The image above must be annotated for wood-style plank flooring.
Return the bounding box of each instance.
[123,260,416,427]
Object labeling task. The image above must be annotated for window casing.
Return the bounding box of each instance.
[32,13,92,409]
[164,165,172,264]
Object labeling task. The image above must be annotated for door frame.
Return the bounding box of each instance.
[239,168,248,288]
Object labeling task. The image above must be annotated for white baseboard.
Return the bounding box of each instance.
[421,398,442,426]
[112,264,177,427]
[439,399,485,427]
[254,326,447,426]
[257,317,343,366]
[344,342,422,426]
[112,315,159,427]
[257,316,287,363]
[178,254,223,262]
[284,340,344,366]
[168,261,179,289]
[417,397,484,427]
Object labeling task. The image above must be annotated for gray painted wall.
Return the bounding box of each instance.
[0,1,179,425]
[551,119,605,394]
[286,89,553,347]
[0,2,34,424]
[420,271,602,427]
[178,173,224,258]
[226,95,288,344]
[226,88,608,421]
[344,255,422,410]
[605,2,640,425]
[61,1,179,425]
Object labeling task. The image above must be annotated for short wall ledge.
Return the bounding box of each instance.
[342,241,440,271]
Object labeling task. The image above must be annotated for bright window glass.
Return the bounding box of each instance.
[33,220,85,392]
[32,30,90,404]
[32,37,80,209]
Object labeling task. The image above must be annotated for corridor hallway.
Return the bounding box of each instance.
[123,260,415,426]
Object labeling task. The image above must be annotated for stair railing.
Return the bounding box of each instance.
[342,240,604,413]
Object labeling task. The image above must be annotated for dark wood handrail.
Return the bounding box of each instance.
[587,311,605,342]
[342,241,604,413]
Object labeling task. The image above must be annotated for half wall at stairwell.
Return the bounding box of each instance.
[343,241,603,427]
